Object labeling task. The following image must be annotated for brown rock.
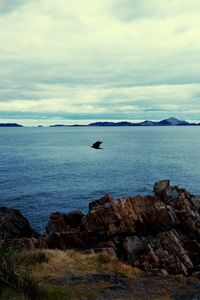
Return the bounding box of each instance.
[154,180,170,197]
[83,195,170,236]
[92,247,116,256]
[42,180,200,276]
[191,196,200,213]
[46,211,85,234]
[121,235,148,262]
[0,206,35,239]
[89,194,113,211]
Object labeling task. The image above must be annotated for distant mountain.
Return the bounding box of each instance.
[138,120,158,126]
[0,123,23,127]
[47,118,199,127]
[88,118,199,127]
[159,117,189,126]
[49,124,86,127]
[89,121,133,126]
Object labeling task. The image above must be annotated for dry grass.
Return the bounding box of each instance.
[29,249,142,282]
[11,250,199,300]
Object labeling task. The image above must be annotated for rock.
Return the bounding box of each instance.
[43,180,200,275]
[120,235,148,262]
[92,247,117,257]
[192,271,200,279]
[44,180,200,275]
[184,240,200,265]
[83,195,171,236]
[143,231,194,275]
[0,206,35,239]
[81,249,95,255]
[63,211,84,228]
[191,196,200,213]
[46,230,106,250]
[89,194,113,211]
[154,180,170,197]
[2,180,200,276]
[188,265,200,276]
[46,210,85,234]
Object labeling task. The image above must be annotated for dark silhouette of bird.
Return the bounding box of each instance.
[91,141,103,149]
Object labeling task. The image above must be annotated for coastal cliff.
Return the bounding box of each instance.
[1,180,200,277]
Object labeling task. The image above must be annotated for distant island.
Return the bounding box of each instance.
[0,123,23,127]
[0,118,200,127]
[50,117,200,127]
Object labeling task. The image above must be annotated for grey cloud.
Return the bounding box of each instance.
[0,0,30,14]
[111,0,154,22]
[111,0,200,22]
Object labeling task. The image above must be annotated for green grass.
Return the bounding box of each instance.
[0,245,47,300]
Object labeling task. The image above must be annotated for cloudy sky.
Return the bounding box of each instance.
[0,0,200,125]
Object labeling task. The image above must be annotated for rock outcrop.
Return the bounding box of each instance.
[0,207,35,239]
[45,181,200,275]
[1,181,200,276]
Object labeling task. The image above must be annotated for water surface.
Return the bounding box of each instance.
[0,126,199,231]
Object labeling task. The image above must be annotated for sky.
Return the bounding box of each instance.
[0,0,200,126]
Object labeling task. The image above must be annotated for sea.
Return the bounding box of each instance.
[0,126,199,232]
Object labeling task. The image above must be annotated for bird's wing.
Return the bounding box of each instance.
[93,141,102,147]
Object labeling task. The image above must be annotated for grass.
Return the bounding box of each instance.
[37,281,111,300]
[31,249,142,282]
[0,244,50,300]
[0,244,38,294]
[0,289,29,300]
[1,247,199,300]
[0,246,142,300]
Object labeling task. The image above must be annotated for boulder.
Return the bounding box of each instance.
[154,180,170,197]
[46,210,85,234]
[0,206,35,239]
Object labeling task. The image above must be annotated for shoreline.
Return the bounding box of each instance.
[1,179,200,277]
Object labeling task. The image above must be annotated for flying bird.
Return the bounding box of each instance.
[91,141,103,149]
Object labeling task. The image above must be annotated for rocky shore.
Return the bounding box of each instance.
[1,180,200,277]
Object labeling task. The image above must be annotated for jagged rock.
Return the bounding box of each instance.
[142,230,194,275]
[44,180,200,275]
[120,235,148,262]
[191,196,200,213]
[2,180,200,276]
[89,194,113,211]
[184,240,200,265]
[83,195,171,236]
[46,210,85,234]
[46,230,106,250]
[43,180,200,275]
[154,180,170,197]
[0,206,35,239]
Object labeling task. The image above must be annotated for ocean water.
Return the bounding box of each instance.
[0,126,199,232]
